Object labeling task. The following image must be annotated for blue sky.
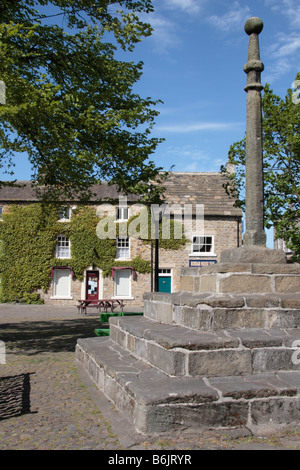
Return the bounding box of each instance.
[130,0,300,174]
[3,0,300,246]
[6,0,300,180]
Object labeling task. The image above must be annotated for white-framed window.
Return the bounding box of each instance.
[114,269,131,297]
[191,235,214,255]
[52,268,72,298]
[116,236,130,259]
[159,268,172,275]
[56,235,71,258]
[58,207,71,221]
[116,206,129,221]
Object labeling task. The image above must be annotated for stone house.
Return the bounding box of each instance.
[0,172,242,307]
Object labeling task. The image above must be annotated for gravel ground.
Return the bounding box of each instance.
[1,304,300,451]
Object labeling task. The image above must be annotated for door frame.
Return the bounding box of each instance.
[158,268,172,293]
[81,267,103,300]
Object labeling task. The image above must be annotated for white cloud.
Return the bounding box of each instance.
[261,1,300,83]
[157,121,240,133]
[265,32,300,82]
[265,0,300,29]
[163,0,203,15]
[165,145,224,172]
[207,1,250,32]
[276,33,300,57]
[149,14,180,52]
[137,10,181,54]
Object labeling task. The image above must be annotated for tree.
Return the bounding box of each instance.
[222,73,300,261]
[0,0,165,201]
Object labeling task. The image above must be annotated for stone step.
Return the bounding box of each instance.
[75,336,300,435]
[109,315,300,377]
[143,291,300,330]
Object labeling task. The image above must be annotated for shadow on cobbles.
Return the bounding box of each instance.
[0,372,35,420]
[0,317,101,354]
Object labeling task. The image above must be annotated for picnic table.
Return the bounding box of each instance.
[77,298,125,315]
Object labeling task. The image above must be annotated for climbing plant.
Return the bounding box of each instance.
[0,203,187,303]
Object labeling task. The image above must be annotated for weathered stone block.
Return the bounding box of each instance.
[181,306,212,330]
[252,348,300,373]
[133,336,147,361]
[281,296,300,309]
[230,329,284,348]
[208,375,277,400]
[213,308,267,329]
[199,275,217,293]
[219,274,271,293]
[180,275,196,292]
[252,264,300,274]
[268,310,300,329]
[170,402,249,430]
[188,349,252,377]
[156,302,173,323]
[220,246,286,264]
[203,295,245,308]
[275,276,300,294]
[251,397,300,426]
[245,295,280,308]
[147,343,186,376]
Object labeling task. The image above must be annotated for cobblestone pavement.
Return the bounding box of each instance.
[1,304,300,451]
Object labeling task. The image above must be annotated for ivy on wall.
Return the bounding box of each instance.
[0,204,186,303]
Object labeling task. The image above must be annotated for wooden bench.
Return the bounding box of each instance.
[77,299,126,315]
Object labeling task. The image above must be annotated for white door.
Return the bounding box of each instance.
[54,269,71,297]
[114,269,131,297]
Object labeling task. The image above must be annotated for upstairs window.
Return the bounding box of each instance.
[56,235,71,258]
[116,206,129,221]
[58,207,70,221]
[116,237,130,259]
[192,236,214,255]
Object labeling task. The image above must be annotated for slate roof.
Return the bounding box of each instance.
[0,172,242,217]
[162,172,242,216]
[0,181,132,203]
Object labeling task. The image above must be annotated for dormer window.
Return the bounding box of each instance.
[116,206,129,221]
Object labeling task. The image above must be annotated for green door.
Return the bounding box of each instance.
[158,276,171,293]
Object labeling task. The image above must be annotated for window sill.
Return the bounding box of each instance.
[112,296,134,300]
[50,296,73,300]
[114,258,132,261]
[189,253,216,257]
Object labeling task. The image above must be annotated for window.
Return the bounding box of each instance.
[56,235,71,258]
[0,207,2,219]
[116,237,130,259]
[192,236,214,255]
[116,206,129,221]
[159,268,171,275]
[114,269,131,297]
[58,207,70,221]
[53,269,71,298]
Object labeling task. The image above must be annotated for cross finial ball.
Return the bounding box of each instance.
[244,17,263,35]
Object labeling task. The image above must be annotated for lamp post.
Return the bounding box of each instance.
[150,203,166,292]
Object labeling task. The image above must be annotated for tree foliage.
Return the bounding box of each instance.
[222,74,300,261]
[0,0,165,201]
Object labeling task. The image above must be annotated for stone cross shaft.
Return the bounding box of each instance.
[243,17,266,247]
